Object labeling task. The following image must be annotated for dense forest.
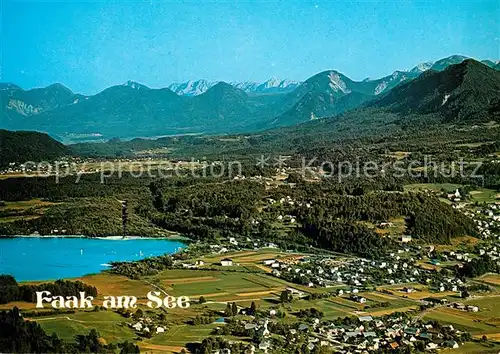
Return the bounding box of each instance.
[110,255,174,279]
[457,256,500,278]
[0,129,69,167]
[0,163,481,257]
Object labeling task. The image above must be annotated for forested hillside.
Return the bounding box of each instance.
[369,59,500,122]
[0,171,479,257]
[0,129,69,167]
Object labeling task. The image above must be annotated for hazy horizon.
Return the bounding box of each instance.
[2,0,499,95]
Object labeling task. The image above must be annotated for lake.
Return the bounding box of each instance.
[0,237,184,281]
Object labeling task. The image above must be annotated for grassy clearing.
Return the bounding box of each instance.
[151,270,285,301]
[0,215,42,223]
[434,236,481,253]
[284,293,419,320]
[137,343,185,354]
[165,276,220,284]
[36,310,136,343]
[0,199,59,210]
[362,292,418,310]
[328,297,366,311]
[287,298,352,319]
[0,198,60,223]
[199,249,293,265]
[465,296,500,318]
[143,323,225,347]
[367,306,418,316]
[386,151,411,160]
[404,183,464,193]
[373,217,407,236]
[469,188,499,203]
[404,183,499,203]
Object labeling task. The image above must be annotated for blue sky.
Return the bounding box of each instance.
[2,0,499,95]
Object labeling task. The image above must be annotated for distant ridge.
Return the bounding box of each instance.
[1,55,498,141]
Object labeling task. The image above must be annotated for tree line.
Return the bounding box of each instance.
[0,275,97,305]
[0,307,139,353]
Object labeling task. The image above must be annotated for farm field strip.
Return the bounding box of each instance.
[363,292,419,305]
[382,287,457,300]
[164,276,220,284]
[247,263,272,273]
[138,344,184,354]
[424,308,500,335]
[478,274,500,286]
[327,297,363,310]
[367,306,419,316]
[236,290,280,297]
[232,253,283,262]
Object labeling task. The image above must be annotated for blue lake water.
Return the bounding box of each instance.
[0,237,184,281]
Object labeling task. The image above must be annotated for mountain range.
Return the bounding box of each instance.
[166,55,499,97]
[1,55,498,142]
[168,77,302,96]
[3,58,500,163]
[211,59,500,154]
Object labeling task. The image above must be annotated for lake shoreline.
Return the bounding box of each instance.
[0,234,191,242]
[0,236,186,281]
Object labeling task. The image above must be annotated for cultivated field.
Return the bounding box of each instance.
[423,296,500,337]
[36,310,136,343]
[0,198,60,223]
[4,248,500,351]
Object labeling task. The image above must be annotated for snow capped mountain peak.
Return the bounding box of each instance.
[123,80,148,90]
[256,77,301,91]
[262,77,280,88]
[409,62,434,74]
[447,54,469,61]
[168,79,217,96]
[124,55,488,98]
[391,71,406,79]
[278,79,301,88]
[372,70,412,95]
[327,71,350,94]
[168,78,301,96]
[230,81,259,91]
